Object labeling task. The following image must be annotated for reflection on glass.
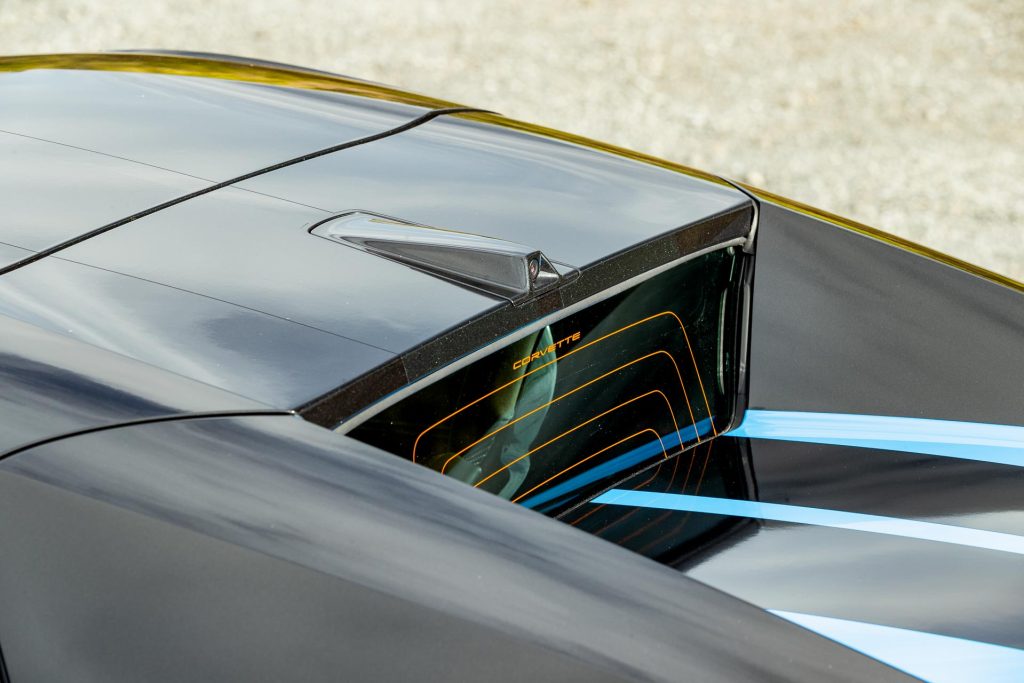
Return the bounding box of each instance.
[348,248,741,515]
[562,436,755,563]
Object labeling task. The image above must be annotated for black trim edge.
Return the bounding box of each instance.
[0,411,292,464]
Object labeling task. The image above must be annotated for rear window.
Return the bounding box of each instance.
[346,247,743,515]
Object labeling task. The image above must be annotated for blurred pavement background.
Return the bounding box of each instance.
[3,0,1022,280]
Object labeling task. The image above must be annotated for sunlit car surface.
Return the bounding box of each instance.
[0,52,1022,683]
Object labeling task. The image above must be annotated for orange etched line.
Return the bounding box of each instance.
[672,313,717,437]
[674,449,700,504]
[440,350,686,475]
[618,441,707,547]
[569,495,608,526]
[472,390,670,490]
[613,442,688,541]
[595,440,706,539]
[512,429,666,503]
[674,414,716,500]
[581,454,673,533]
[592,458,681,536]
[618,513,658,545]
[692,436,716,495]
[629,458,668,493]
[667,445,683,488]
[592,496,643,537]
[412,310,706,462]
[637,439,716,554]
[569,456,667,527]
[572,432,688,529]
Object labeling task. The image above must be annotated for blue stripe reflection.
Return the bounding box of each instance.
[771,610,1024,683]
[521,417,715,509]
[590,490,1024,556]
[729,410,1024,468]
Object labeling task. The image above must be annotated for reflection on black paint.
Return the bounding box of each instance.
[561,436,757,563]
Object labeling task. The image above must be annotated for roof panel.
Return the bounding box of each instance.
[0,241,32,269]
[0,67,430,181]
[237,113,748,267]
[50,112,751,404]
[0,256,394,407]
[60,187,500,355]
[0,132,205,251]
[0,313,270,456]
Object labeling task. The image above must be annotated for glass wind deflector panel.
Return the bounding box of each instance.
[346,247,742,517]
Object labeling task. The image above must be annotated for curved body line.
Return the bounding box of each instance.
[0,106,483,278]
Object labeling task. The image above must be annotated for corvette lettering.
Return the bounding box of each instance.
[512,331,581,370]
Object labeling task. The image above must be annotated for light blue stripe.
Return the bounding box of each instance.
[521,436,669,509]
[771,610,1024,683]
[521,417,716,509]
[591,490,1024,556]
[729,410,1024,468]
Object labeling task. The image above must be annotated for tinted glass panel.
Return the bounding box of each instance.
[560,435,754,560]
[347,248,741,515]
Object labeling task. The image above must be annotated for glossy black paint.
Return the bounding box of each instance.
[0,256,394,407]
[0,131,205,252]
[0,473,634,683]
[0,59,443,259]
[53,186,497,355]
[0,242,31,270]
[576,436,1024,650]
[1,51,1020,679]
[685,515,1024,649]
[748,439,1024,536]
[0,414,912,682]
[0,63,428,182]
[678,205,1024,647]
[746,200,1024,426]
[20,93,751,412]
[0,313,272,456]
[566,205,1024,659]
[0,196,747,425]
[717,437,1024,649]
[237,112,747,268]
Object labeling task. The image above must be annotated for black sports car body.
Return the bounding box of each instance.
[0,53,1022,683]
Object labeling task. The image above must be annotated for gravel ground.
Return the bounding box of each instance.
[3,0,1022,281]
